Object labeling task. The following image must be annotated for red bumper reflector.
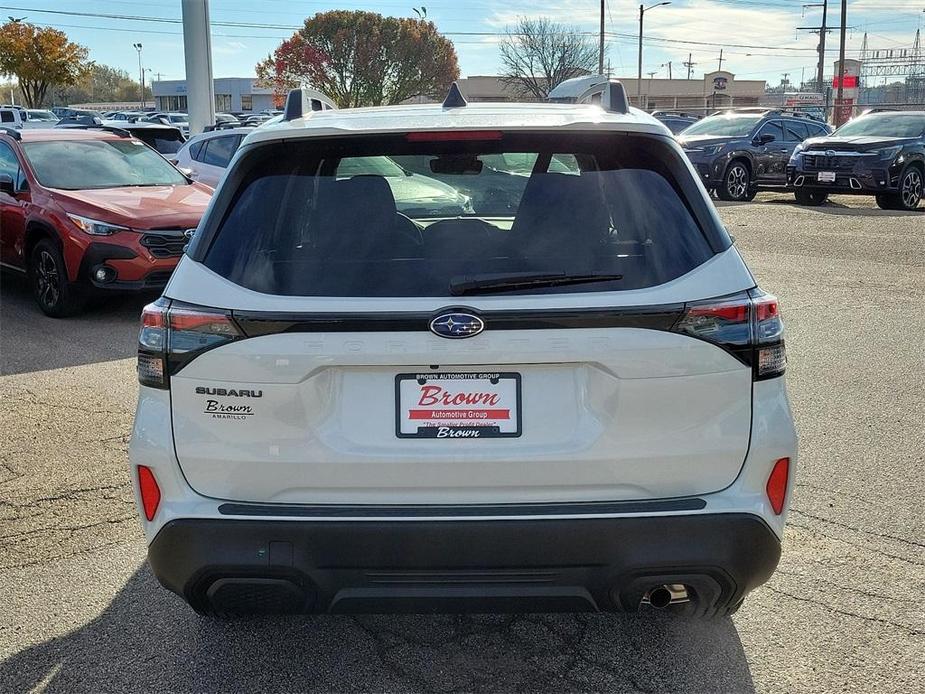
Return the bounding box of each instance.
[766,458,790,515]
[138,465,161,521]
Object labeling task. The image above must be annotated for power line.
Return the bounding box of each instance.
[2,5,870,54]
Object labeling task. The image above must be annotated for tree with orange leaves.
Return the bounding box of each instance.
[0,21,89,108]
[255,10,459,108]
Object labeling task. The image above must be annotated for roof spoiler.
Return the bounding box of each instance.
[546,76,629,114]
[283,87,336,121]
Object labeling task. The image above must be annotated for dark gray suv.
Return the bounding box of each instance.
[678,109,832,201]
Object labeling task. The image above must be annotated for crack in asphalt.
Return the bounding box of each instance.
[0,538,134,571]
[344,613,653,694]
[764,586,924,637]
[787,521,925,567]
[0,515,136,543]
[789,508,925,549]
[1,484,128,508]
[773,568,921,605]
[6,387,128,418]
[794,482,879,507]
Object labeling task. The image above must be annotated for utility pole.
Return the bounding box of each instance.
[817,0,828,91]
[599,0,605,75]
[684,52,695,80]
[133,43,144,108]
[717,48,724,71]
[835,0,847,124]
[667,61,672,79]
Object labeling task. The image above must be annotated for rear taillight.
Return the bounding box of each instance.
[672,289,786,380]
[137,299,241,389]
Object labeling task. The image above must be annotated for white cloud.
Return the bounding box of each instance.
[213,40,248,56]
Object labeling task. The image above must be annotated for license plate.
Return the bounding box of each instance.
[396,372,522,439]
[817,171,836,183]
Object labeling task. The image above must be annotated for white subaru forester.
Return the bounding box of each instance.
[129,82,797,618]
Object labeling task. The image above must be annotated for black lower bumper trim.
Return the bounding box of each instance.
[217,497,707,517]
[147,513,781,616]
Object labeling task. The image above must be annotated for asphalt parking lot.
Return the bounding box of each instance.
[1,193,923,693]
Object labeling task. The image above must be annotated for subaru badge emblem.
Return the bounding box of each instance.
[430,312,485,339]
[826,150,835,157]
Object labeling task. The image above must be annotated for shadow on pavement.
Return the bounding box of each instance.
[0,273,155,376]
[0,565,756,693]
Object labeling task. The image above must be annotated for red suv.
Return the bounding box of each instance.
[0,127,213,316]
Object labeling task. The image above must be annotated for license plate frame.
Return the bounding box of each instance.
[817,171,836,183]
[395,372,522,439]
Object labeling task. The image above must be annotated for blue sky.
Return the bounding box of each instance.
[6,0,924,87]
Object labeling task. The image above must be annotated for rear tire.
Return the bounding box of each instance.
[794,189,828,206]
[28,238,84,317]
[717,161,751,202]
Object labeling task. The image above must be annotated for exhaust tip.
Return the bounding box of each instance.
[849,178,862,190]
[643,583,691,610]
[648,586,672,609]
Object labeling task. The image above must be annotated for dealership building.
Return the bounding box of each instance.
[151,71,765,115]
[151,77,276,113]
[453,71,766,111]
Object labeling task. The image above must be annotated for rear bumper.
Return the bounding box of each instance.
[147,513,781,616]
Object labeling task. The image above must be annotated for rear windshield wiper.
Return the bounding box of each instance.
[449,271,623,296]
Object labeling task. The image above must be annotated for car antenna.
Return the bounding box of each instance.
[442,82,467,109]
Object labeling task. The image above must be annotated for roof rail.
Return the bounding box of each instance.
[710,106,825,122]
[0,126,22,140]
[100,125,132,137]
[204,122,255,132]
[650,110,701,119]
[546,75,629,115]
[58,124,132,137]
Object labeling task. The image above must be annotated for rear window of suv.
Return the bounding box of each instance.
[203,132,718,297]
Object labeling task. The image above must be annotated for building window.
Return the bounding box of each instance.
[160,95,187,111]
[215,94,231,112]
[241,94,253,111]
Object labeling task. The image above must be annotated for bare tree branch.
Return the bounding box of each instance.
[499,18,599,100]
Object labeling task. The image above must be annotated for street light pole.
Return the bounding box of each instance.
[132,43,144,109]
[637,3,671,106]
[637,5,644,102]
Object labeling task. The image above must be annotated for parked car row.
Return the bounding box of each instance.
[3,98,919,319]
[674,108,924,210]
[0,126,212,316]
